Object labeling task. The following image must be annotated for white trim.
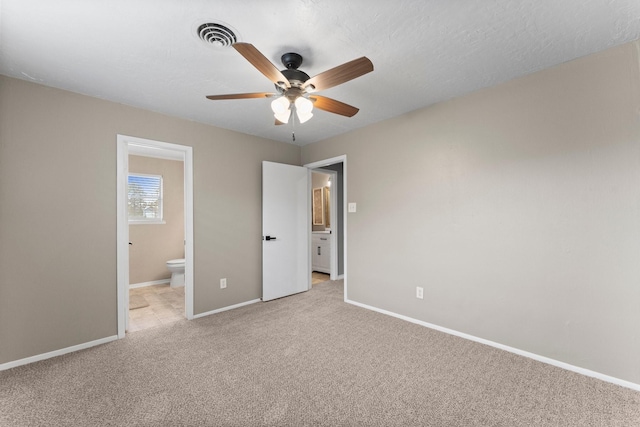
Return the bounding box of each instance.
[345,299,640,392]
[183,147,194,320]
[117,134,195,340]
[129,279,170,289]
[0,336,118,371]
[192,299,261,319]
[129,220,167,225]
[116,139,129,336]
[343,157,347,302]
[307,169,313,291]
[329,171,338,280]
[304,155,347,301]
[129,145,184,161]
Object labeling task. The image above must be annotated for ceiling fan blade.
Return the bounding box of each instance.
[233,43,291,88]
[310,95,360,117]
[303,57,373,92]
[206,92,276,100]
[275,119,286,126]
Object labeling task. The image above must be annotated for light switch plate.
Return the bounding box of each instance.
[348,203,357,213]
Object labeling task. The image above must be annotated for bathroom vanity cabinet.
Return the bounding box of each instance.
[312,232,331,273]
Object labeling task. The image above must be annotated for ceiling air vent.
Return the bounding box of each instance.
[197,23,237,47]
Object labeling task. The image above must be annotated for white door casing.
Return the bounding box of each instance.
[116,135,194,338]
[262,161,310,301]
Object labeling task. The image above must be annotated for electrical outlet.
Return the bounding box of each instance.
[220,278,227,289]
[416,286,424,299]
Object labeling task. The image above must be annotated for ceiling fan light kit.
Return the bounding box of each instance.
[271,97,292,123]
[205,40,373,131]
[269,91,315,125]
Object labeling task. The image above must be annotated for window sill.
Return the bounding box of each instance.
[129,220,166,225]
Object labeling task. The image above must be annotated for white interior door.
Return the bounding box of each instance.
[262,161,310,301]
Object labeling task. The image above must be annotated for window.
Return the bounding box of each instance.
[128,173,164,224]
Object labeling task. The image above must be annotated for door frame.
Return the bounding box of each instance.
[116,134,194,338]
[304,155,347,301]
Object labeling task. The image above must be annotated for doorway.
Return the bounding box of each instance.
[304,155,347,299]
[116,135,194,338]
[311,168,338,281]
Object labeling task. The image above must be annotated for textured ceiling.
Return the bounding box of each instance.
[2,1,639,146]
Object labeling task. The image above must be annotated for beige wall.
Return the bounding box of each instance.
[128,155,184,284]
[0,75,300,364]
[302,41,640,384]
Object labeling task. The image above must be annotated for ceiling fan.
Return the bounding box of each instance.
[206,43,374,126]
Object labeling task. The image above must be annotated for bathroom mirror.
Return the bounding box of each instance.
[324,187,331,228]
[313,187,324,225]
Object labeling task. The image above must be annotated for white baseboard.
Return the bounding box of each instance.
[345,299,640,392]
[129,279,170,289]
[193,299,261,319]
[0,335,118,372]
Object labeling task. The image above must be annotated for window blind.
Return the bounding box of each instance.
[128,174,163,222]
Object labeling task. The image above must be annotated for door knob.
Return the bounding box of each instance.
[264,236,277,241]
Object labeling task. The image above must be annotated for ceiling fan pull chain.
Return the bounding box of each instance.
[292,108,296,142]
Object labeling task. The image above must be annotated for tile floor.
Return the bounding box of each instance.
[312,271,330,285]
[129,274,329,332]
[128,284,185,332]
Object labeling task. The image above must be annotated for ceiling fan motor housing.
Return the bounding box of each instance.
[276,52,310,91]
[281,69,310,85]
[281,52,303,70]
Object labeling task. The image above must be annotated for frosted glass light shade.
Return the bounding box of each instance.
[271,96,291,123]
[274,109,291,123]
[296,110,313,123]
[295,96,313,114]
[294,97,313,123]
[271,96,290,114]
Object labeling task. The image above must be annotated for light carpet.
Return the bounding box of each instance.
[1,280,639,426]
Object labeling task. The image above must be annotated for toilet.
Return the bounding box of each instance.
[166,258,185,288]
